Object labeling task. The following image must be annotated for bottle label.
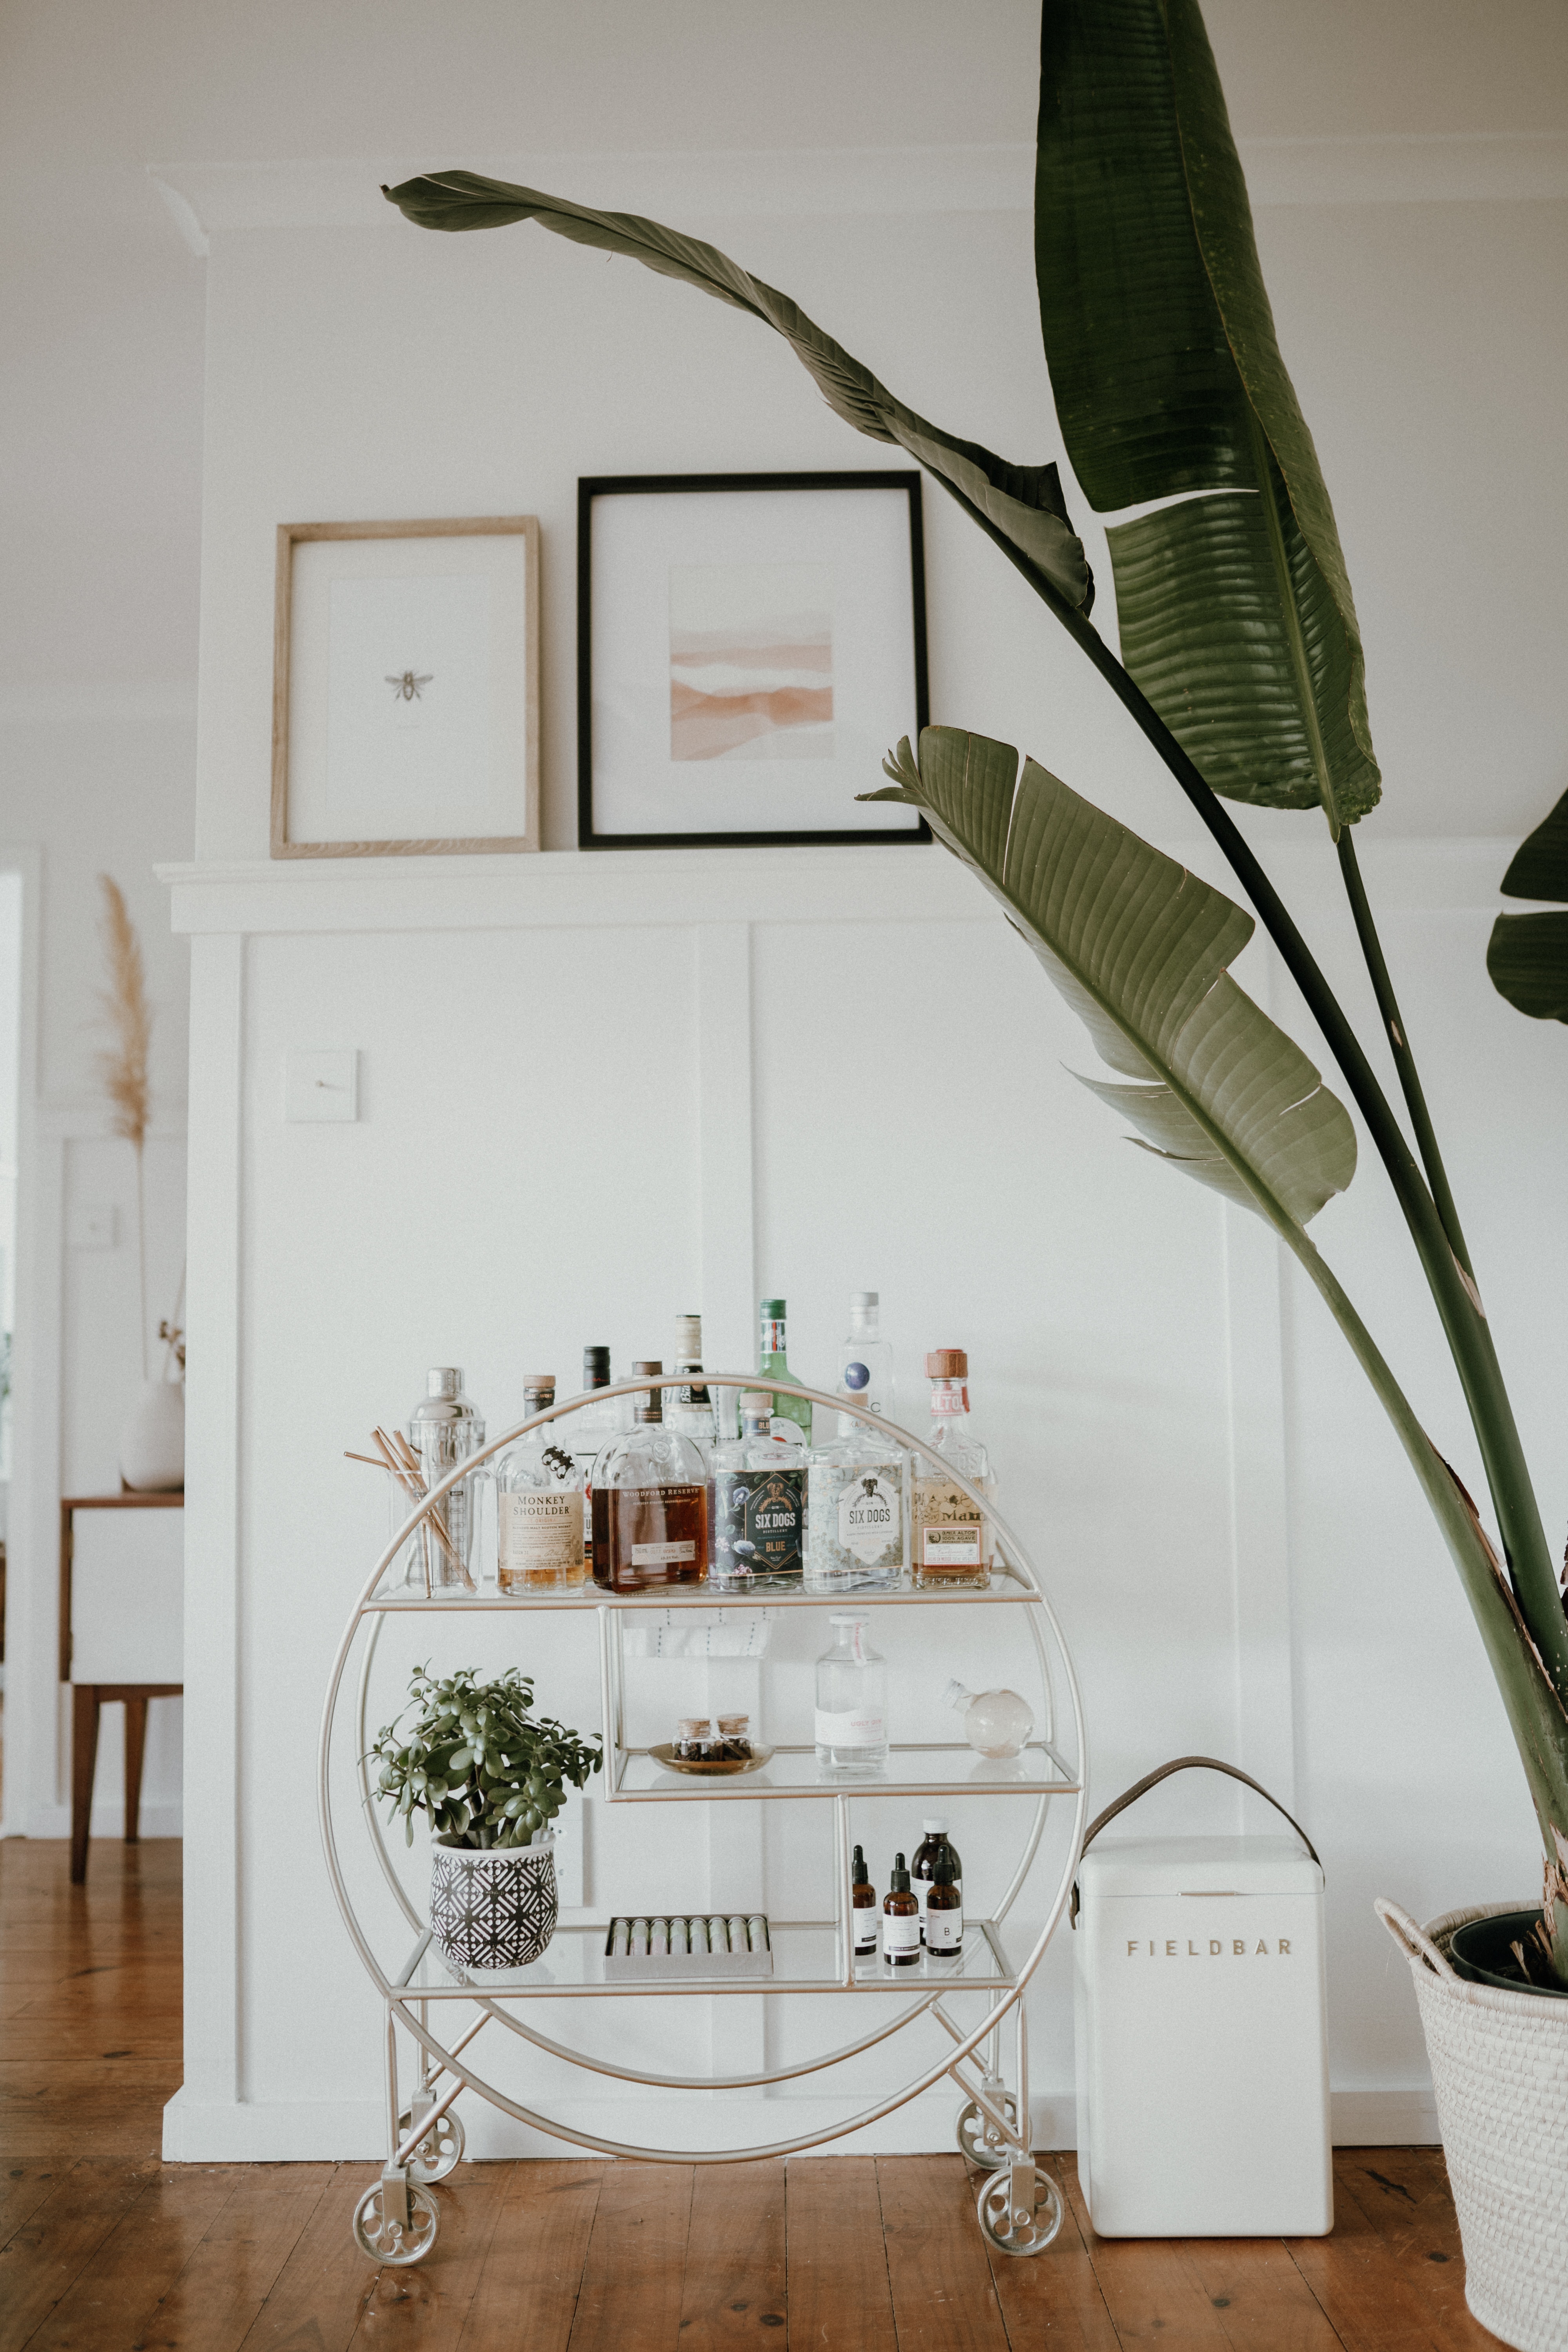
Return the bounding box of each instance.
[882,1908,921,1957]
[717,1466,804,1580]
[913,1477,988,1572]
[760,1316,786,1356]
[931,1385,970,1414]
[500,1488,581,1578]
[814,1704,886,1748]
[854,1919,879,1955]
[837,1472,900,1563]
[922,1525,982,1568]
[926,1905,964,1954]
[631,1537,697,1567]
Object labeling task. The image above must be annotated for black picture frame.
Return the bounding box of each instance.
[577,470,930,851]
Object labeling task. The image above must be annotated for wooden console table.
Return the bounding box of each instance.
[59,1493,183,1883]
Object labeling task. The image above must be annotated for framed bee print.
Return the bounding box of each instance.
[271,516,540,858]
[578,472,930,850]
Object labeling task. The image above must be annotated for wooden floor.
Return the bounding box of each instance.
[0,1837,1497,2351]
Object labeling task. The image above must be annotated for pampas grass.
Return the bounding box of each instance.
[94,876,152,1376]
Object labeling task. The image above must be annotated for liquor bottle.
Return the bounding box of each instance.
[573,1346,627,1582]
[851,1844,879,1956]
[590,1360,709,1592]
[909,1349,995,1590]
[911,1820,964,1941]
[925,1853,964,1956]
[495,1376,585,1592]
[759,1298,813,1446]
[945,1679,1034,1758]
[804,1408,906,1593]
[712,1392,807,1587]
[813,1613,888,1773]
[407,1368,485,1590]
[840,1291,895,1422]
[666,1313,717,1455]
[882,1853,920,1967]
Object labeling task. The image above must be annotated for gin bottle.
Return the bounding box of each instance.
[590,1360,709,1592]
[573,1345,628,1583]
[759,1298,813,1446]
[496,1377,584,1592]
[840,1291,895,1422]
[910,1350,994,1590]
[804,1409,906,1592]
[712,1390,807,1588]
[813,1613,888,1773]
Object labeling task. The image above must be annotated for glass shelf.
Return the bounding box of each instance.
[604,1741,1078,1802]
[363,1566,1041,1613]
[391,1918,1020,2000]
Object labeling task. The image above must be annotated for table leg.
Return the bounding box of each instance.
[71,1687,101,1884]
[124,1696,149,1845]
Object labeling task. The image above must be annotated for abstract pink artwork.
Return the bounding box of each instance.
[669,562,834,762]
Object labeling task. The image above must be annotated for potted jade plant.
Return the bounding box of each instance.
[387,7,1565,2337]
[370,1664,601,1971]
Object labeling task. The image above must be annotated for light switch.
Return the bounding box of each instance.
[285,1049,359,1123]
[68,1203,117,1249]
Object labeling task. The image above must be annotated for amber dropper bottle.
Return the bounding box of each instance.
[882,1852,920,1967]
[925,1851,964,1955]
[852,1844,878,1957]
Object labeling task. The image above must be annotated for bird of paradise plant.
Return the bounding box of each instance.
[385,0,1568,1982]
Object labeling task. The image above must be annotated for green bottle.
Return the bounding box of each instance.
[759,1298,813,1444]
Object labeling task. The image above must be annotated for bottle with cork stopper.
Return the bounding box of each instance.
[910,1348,994,1590]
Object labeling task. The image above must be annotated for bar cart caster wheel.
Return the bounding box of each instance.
[976,2164,1063,2257]
[352,2177,439,2265]
[400,2105,465,2182]
[957,2094,1020,2170]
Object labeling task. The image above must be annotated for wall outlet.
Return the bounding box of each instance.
[284,1049,359,1123]
[67,1203,117,1249]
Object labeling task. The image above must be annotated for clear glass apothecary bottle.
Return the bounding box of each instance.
[813,1613,888,1774]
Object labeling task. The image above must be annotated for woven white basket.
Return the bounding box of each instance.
[1379,1897,1568,2352]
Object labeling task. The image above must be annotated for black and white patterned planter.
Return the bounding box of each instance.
[429,1831,558,1971]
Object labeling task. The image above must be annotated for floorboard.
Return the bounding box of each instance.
[676,2158,786,2350]
[0,2156,161,2352]
[877,2156,1011,2352]
[1285,2151,1493,2352]
[785,2156,895,2352]
[21,2163,240,2352]
[982,2152,1120,2352]
[455,2161,603,2352]
[565,2161,693,2352]
[151,2165,338,2352]
[345,2159,512,2352]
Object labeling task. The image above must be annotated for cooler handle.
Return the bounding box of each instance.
[1069,1755,1320,1926]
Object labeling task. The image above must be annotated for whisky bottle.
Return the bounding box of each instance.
[759,1298,813,1445]
[910,1349,994,1590]
[573,1345,628,1581]
[591,1360,709,1592]
[924,1853,964,1956]
[804,1408,906,1592]
[911,1819,963,1941]
[712,1391,806,1587]
[666,1313,717,1455]
[851,1844,879,1957]
[496,1376,585,1592]
[839,1291,896,1422]
[882,1854,920,1967]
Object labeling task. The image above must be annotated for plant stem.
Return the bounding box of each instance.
[934,473,1568,1694]
[1334,830,1476,1278]
[134,1141,148,1382]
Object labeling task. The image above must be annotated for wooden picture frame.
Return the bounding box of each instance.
[578,472,930,851]
[271,516,540,859]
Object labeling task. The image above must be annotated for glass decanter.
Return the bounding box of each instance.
[590,1359,709,1592]
[813,1613,888,1774]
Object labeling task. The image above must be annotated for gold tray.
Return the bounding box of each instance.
[649,1742,775,1778]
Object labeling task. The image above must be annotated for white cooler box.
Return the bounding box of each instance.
[1072,1758,1332,2238]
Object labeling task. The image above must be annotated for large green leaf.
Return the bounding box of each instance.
[871,726,1356,1227]
[869,725,1568,1898]
[1490,786,1568,1022]
[1035,0,1379,831]
[383,171,1093,614]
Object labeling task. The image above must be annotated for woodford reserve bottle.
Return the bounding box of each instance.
[910,1349,995,1589]
[591,1360,709,1592]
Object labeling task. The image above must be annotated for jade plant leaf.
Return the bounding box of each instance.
[1489,786,1568,1023]
[1035,0,1380,831]
[382,171,1093,613]
[868,726,1356,1225]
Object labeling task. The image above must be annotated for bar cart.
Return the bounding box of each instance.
[319,1377,1087,2265]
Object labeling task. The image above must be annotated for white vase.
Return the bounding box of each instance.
[119,1379,185,1491]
